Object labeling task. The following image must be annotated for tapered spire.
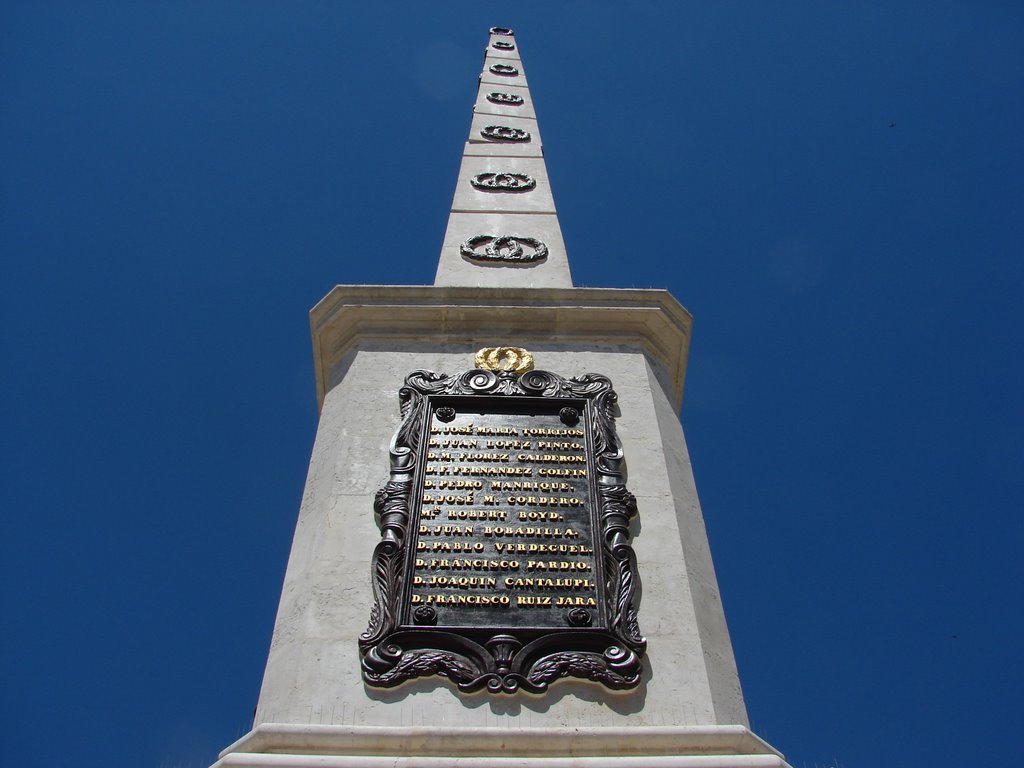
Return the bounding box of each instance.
[433,27,574,288]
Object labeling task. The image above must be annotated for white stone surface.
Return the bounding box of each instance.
[216,757,789,767]
[483,43,520,61]
[251,344,746,734]
[462,141,543,158]
[488,32,520,52]
[645,360,747,725]
[450,156,556,214]
[468,113,541,148]
[473,85,535,120]
[480,55,529,88]
[434,212,571,288]
[308,287,695,410]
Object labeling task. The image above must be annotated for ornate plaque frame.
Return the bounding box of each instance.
[360,368,646,694]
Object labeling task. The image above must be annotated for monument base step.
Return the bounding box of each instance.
[213,724,792,768]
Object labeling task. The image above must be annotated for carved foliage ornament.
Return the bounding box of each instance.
[487,92,524,106]
[490,26,515,36]
[470,172,536,192]
[489,63,519,77]
[480,125,530,143]
[360,368,645,694]
[461,234,548,264]
[492,41,515,50]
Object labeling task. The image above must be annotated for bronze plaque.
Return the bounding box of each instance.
[360,369,645,694]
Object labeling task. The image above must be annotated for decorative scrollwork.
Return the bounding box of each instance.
[488,63,519,77]
[566,608,592,627]
[456,368,500,392]
[492,41,515,50]
[460,234,548,264]
[361,368,646,695]
[363,645,479,688]
[526,646,641,690]
[489,26,514,36]
[470,172,536,192]
[518,369,560,395]
[486,91,524,106]
[480,125,530,143]
[413,606,438,626]
[475,346,534,373]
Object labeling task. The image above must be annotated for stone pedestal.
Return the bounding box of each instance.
[212,287,792,768]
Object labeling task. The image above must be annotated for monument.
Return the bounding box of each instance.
[213,28,793,768]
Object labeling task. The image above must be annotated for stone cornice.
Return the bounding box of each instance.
[309,286,693,412]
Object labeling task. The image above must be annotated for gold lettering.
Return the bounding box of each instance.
[537,468,587,477]
[516,596,552,605]
[432,480,483,490]
[494,543,593,554]
[416,541,486,552]
[526,560,591,571]
[413,576,497,588]
[516,454,587,463]
[485,440,532,449]
[535,441,584,450]
[445,509,507,520]
[506,496,583,507]
[445,466,533,477]
[421,493,475,505]
[521,428,584,437]
[411,593,511,606]
[421,558,519,570]
[492,481,573,492]
[483,526,576,538]
[504,577,595,590]
[419,525,475,536]
[518,510,563,521]
[458,452,510,463]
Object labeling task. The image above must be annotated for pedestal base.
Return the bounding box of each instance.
[213,724,792,767]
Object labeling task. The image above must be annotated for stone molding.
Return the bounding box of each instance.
[214,723,791,767]
[309,286,693,412]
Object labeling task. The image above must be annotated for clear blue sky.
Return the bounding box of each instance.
[1,3,1021,767]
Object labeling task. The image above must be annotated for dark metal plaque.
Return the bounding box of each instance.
[360,369,646,694]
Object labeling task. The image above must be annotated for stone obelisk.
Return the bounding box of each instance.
[213,28,792,768]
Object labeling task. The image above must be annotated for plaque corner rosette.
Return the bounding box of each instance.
[360,368,645,694]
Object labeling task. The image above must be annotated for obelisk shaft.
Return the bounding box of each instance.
[434,28,573,288]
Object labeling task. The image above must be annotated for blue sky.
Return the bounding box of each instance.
[1,3,1021,767]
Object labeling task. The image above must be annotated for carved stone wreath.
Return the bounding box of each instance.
[490,26,514,36]
[486,91,524,106]
[360,368,646,694]
[489,63,519,77]
[470,172,536,192]
[480,125,530,143]
[460,234,548,264]
[492,41,515,50]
